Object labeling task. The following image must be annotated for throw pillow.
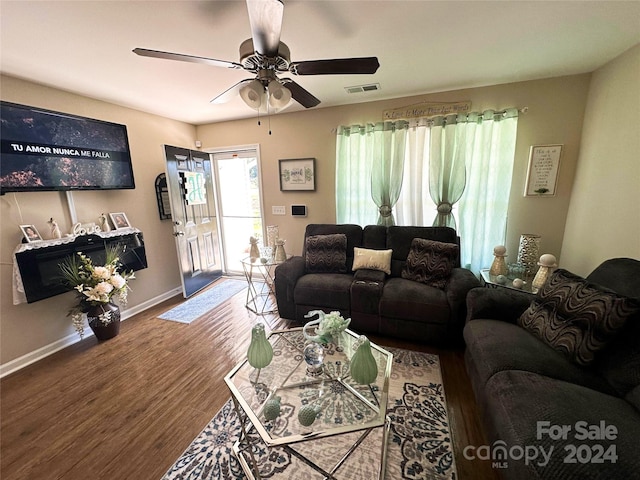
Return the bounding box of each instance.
[352,247,393,275]
[401,238,458,289]
[305,234,348,273]
[518,269,640,366]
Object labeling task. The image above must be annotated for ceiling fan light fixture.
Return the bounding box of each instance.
[240,79,264,109]
[268,80,291,110]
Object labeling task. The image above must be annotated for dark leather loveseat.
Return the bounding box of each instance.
[274,223,480,345]
[464,258,640,479]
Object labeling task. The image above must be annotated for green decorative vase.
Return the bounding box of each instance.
[247,323,273,369]
[350,336,378,385]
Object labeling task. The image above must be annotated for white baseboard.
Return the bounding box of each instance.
[0,287,182,379]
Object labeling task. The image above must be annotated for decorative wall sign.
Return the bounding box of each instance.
[383,101,472,120]
[279,158,315,191]
[524,145,563,196]
[180,171,207,205]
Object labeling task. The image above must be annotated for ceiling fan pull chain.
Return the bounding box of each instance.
[268,91,272,135]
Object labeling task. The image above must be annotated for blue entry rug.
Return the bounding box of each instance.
[162,348,456,479]
[158,279,247,324]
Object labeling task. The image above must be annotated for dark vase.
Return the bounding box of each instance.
[87,302,121,341]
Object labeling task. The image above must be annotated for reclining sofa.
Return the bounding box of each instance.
[464,258,640,479]
[274,223,480,345]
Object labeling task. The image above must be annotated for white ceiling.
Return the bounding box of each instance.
[2,1,639,125]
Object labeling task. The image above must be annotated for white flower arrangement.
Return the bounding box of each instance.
[59,246,135,338]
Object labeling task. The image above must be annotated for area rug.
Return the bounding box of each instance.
[158,279,247,324]
[162,348,457,479]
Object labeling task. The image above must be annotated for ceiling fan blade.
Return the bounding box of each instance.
[133,48,243,70]
[280,78,320,108]
[246,0,283,57]
[211,79,254,104]
[290,57,380,76]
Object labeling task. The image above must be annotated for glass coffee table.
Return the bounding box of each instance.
[224,327,394,480]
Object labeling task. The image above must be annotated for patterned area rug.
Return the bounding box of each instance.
[162,348,457,479]
[158,279,246,324]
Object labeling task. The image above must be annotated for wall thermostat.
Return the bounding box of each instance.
[291,205,307,217]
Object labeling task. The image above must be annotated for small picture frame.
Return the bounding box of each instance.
[20,224,43,243]
[524,145,563,196]
[109,212,131,229]
[279,158,316,191]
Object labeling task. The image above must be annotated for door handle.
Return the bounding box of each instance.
[174,221,182,226]
[173,231,185,237]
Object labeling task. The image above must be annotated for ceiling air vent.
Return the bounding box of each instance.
[345,83,380,94]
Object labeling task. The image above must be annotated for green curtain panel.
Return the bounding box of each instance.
[370,121,408,226]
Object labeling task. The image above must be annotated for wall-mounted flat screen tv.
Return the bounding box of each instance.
[0,101,135,194]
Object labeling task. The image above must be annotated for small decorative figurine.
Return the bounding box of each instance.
[274,238,287,262]
[298,405,320,426]
[512,278,526,289]
[247,323,273,369]
[249,236,260,261]
[532,254,557,293]
[303,342,325,375]
[349,335,378,385]
[263,396,281,421]
[47,218,62,239]
[489,245,508,276]
[98,213,111,232]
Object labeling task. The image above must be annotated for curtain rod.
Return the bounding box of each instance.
[332,106,528,133]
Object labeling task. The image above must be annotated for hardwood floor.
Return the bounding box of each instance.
[1,279,498,480]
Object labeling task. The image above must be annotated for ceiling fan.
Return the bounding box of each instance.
[133,0,379,112]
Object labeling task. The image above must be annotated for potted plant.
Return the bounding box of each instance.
[59,246,135,340]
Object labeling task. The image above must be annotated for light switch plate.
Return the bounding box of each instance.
[272,205,286,215]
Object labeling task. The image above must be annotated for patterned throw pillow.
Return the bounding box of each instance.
[401,238,458,289]
[518,269,640,366]
[352,247,393,275]
[305,234,348,273]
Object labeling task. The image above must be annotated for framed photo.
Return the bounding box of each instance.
[524,145,563,196]
[20,224,42,242]
[279,158,316,191]
[109,212,131,229]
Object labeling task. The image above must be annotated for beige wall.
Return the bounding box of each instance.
[0,70,604,368]
[1,75,195,365]
[560,45,640,275]
[197,75,591,262]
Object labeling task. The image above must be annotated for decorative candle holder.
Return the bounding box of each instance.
[517,234,541,279]
[266,225,279,248]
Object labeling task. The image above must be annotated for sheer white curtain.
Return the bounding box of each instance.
[458,109,519,274]
[395,121,436,225]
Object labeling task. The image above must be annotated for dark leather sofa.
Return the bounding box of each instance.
[274,223,480,345]
[464,258,640,479]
